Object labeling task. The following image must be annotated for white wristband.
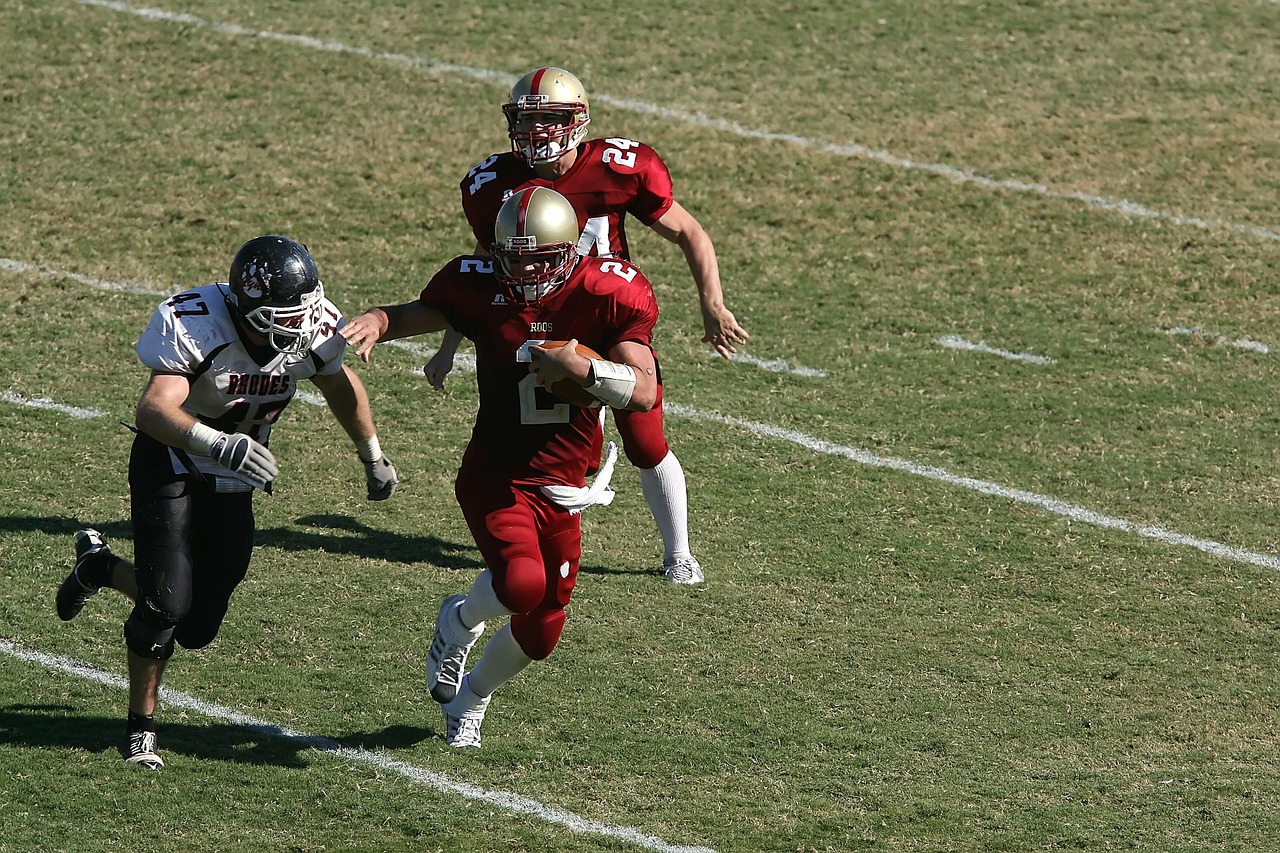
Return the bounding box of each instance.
[355,435,383,463]
[186,422,224,456]
[585,359,637,408]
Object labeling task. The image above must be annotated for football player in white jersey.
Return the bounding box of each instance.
[55,235,398,771]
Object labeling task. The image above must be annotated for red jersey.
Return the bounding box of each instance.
[460,138,675,262]
[418,254,659,486]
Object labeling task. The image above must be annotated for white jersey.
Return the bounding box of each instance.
[135,282,347,485]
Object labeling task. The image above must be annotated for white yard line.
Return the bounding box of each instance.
[73,0,1280,243]
[0,257,173,296]
[0,391,106,420]
[665,403,1280,573]
[723,351,827,377]
[0,639,716,853]
[1162,325,1271,354]
[936,335,1056,364]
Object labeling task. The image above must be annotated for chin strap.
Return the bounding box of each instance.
[539,442,618,514]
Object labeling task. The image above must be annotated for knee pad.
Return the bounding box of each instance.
[498,555,550,614]
[124,609,176,661]
[173,616,225,651]
[511,607,566,661]
[614,403,670,469]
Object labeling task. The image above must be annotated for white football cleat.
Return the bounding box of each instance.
[426,594,484,704]
[442,677,490,749]
[663,556,704,585]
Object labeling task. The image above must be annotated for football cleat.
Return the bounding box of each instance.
[426,594,484,704]
[663,556,705,586]
[119,729,164,771]
[442,677,490,749]
[56,529,110,621]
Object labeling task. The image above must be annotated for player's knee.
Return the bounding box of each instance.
[124,609,177,660]
[622,440,669,469]
[512,609,566,660]
[498,557,549,613]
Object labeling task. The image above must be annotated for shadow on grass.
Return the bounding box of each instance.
[0,703,437,768]
[8,513,648,579]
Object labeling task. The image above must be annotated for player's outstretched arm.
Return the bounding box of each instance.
[311,365,398,500]
[341,302,448,363]
[650,201,750,359]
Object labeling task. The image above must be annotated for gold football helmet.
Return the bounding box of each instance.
[503,66,591,165]
[492,187,581,303]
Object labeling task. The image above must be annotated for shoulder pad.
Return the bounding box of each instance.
[580,257,647,297]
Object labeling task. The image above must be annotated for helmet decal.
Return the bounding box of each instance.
[227,235,325,362]
[239,262,267,300]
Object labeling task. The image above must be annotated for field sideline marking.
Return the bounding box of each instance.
[72,0,1280,243]
[0,639,716,853]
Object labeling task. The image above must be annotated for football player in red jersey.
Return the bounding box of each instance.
[55,235,398,771]
[342,187,659,748]
[427,66,746,585]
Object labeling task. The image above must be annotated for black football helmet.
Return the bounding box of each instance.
[226,235,325,360]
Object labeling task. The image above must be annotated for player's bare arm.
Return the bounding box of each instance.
[341,302,448,362]
[312,365,398,500]
[650,201,750,359]
[530,339,657,411]
[134,371,200,448]
[310,365,378,444]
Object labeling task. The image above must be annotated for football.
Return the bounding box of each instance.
[536,340,603,407]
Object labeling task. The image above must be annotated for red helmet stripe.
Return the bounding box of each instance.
[529,67,549,93]
[517,189,536,233]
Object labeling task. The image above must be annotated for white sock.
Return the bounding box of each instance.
[459,570,514,630]
[638,450,692,564]
[440,597,482,645]
[467,622,534,698]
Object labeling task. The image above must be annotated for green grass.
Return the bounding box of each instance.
[4,1,1280,850]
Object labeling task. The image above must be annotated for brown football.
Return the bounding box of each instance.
[536,340,604,408]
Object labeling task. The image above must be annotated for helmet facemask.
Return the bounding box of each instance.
[504,104,590,165]
[493,241,578,304]
[239,282,326,361]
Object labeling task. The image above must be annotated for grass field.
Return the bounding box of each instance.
[4,1,1280,851]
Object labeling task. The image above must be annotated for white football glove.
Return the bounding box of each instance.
[363,455,398,501]
[211,432,279,484]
